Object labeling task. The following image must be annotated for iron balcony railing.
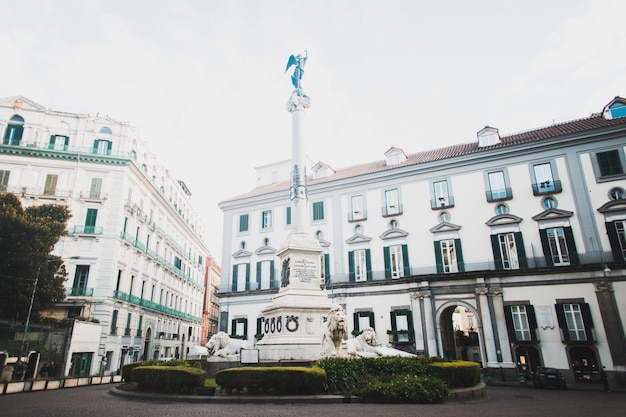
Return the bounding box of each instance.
[66,287,94,297]
[112,290,202,323]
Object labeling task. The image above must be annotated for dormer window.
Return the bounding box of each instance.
[384,147,407,166]
[477,126,500,148]
[312,162,336,179]
[603,96,626,120]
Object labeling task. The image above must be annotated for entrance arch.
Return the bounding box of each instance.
[568,346,599,383]
[437,302,483,364]
[143,328,152,361]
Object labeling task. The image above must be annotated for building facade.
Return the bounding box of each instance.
[218,96,626,386]
[0,96,213,376]
[201,257,221,344]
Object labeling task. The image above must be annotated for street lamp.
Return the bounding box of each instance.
[20,258,58,361]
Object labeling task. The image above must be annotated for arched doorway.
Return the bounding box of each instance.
[439,304,482,363]
[515,346,541,381]
[569,346,599,383]
[142,328,152,361]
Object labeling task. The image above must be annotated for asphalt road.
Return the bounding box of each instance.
[0,384,624,417]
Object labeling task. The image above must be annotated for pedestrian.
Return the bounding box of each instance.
[600,367,610,392]
[40,363,49,378]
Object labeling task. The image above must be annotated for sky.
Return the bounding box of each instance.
[1,0,625,261]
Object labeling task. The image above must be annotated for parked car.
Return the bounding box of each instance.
[533,366,567,390]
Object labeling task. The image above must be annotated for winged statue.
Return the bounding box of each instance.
[285,50,308,91]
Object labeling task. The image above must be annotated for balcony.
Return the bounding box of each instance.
[347,210,368,222]
[79,190,108,203]
[72,225,104,236]
[66,287,94,297]
[485,187,513,202]
[532,180,562,195]
[21,186,72,201]
[430,196,455,210]
[381,204,403,217]
[231,279,281,293]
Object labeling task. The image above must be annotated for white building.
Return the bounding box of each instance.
[0,96,212,376]
[218,96,626,386]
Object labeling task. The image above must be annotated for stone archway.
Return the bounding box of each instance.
[437,303,483,364]
[568,346,599,384]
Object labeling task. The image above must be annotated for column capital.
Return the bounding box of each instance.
[286,93,311,112]
[475,286,489,295]
[594,280,612,292]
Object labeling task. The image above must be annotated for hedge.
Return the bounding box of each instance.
[356,374,449,403]
[122,359,193,382]
[428,360,481,388]
[215,367,326,395]
[132,366,206,394]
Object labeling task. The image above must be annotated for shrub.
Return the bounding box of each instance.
[428,360,481,388]
[317,357,430,394]
[122,359,193,382]
[215,367,326,395]
[132,366,206,394]
[357,375,449,403]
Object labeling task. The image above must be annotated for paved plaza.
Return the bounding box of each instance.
[1,384,624,417]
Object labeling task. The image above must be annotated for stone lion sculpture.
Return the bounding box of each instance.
[322,306,347,356]
[205,331,253,358]
[346,327,382,357]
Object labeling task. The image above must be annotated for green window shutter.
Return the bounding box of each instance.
[313,201,324,220]
[554,304,570,342]
[434,241,443,273]
[286,207,291,225]
[367,311,375,330]
[92,140,98,153]
[270,260,275,283]
[231,265,238,291]
[353,312,360,332]
[454,238,465,272]
[348,251,355,281]
[503,305,517,342]
[106,140,112,154]
[514,232,528,269]
[365,249,372,280]
[85,208,98,227]
[402,244,410,276]
[323,254,330,284]
[606,221,624,261]
[383,246,391,279]
[563,226,580,265]
[245,263,250,290]
[256,317,264,335]
[405,310,415,342]
[256,262,262,289]
[527,305,538,341]
[490,234,503,270]
[239,214,249,232]
[539,229,553,267]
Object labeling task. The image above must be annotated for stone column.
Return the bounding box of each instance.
[489,286,514,365]
[476,285,499,366]
[594,279,626,369]
[415,282,437,357]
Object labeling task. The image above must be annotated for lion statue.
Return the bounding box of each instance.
[346,327,382,357]
[205,331,253,358]
[322,306,347,356]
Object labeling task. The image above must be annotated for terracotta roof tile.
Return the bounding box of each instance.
[222,113,626,203]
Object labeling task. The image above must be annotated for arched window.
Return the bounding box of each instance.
[99,127,112,135]
[3,115,25,145]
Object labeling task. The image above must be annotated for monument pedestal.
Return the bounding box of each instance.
[256,233,331,361]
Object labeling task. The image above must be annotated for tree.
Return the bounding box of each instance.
[0,192,71,322]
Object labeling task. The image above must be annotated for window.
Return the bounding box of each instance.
[596,150,624,177]
[285,206,291,225]
[434,239,464,273]
[490,232,527,270]
[231,318,248,338]
[349,249,371,281]
[312,201,325,221]
[0,170,10,192]
[383,189,402,216]
[432,180,454,208]
[609,187,625,200]
[239,214,249,232]
[125,313,132,336]
[137,315,143,337]
[3,115,24,145]
[532,162,562,194]
[44,174,58,195]
[71,265,90,296]
[93,139,112,155]
[555,302,594,342]
[49,135,69,151]
[495,203,509,215]
[261,210,272,230]
[232,263,250,292]
[353,311,375,332]
[539,227,579,266]
[390,309,413,343]
[384,244,410,278]
[256,260,275,290]
[320,253,330,285]
[110,310,118,335]
[85,209,98,233]
[349,195,366,221]
[504,304,538,342]
[486,171,512,201]
[541,196,557,209]
[89,178,103,199]
[606,220,626,262]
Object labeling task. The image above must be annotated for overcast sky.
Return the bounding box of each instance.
[1,0,625,261]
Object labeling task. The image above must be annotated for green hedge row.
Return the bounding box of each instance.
[356,375,449,403]
[133,366,206,394]
[122,359,195,382]
[428,360,481,388]
[215,367,326,395]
